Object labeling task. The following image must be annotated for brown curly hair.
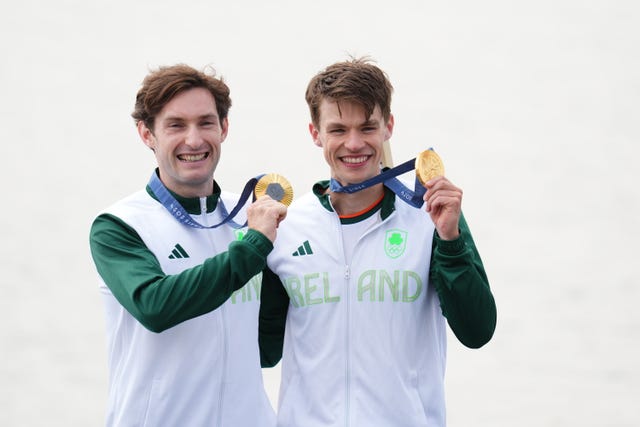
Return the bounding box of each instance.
[131,64,231,132]
[305,57,393,127]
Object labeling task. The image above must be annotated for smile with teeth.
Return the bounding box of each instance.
[341,155,369,164]
[178,152,209,162]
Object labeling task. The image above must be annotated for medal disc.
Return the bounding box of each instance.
[415,149,445,185]
[254,174,294,206]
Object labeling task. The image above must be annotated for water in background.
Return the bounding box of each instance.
[1,1,639,425]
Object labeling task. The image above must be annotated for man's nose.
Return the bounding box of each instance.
[344,131,365,150]
[184,126,203,148]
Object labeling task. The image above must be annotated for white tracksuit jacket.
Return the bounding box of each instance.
[267,191,447,427]
[98,190,275,427]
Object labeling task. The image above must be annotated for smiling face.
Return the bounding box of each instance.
[310,99,394,187]
[138,87,228,197]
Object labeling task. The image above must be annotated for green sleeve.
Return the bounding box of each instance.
[89,213,273,333]
[430,212,497,348]
[258,267,289,367]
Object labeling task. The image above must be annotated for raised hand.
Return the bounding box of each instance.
[247,195,288,242]
[423,176,462,241]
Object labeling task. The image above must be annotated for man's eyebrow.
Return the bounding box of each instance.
[325,121,345,128]
[198,113,219,120]
[162,113,219,121]
[161,115,185,122]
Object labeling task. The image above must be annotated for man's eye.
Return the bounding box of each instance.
[168,123,183,128]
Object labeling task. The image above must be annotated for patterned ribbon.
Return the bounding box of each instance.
[148,170,262,229]
[329,154,428,208]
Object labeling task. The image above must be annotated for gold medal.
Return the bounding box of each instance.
[415,149,445,185]
[254,174,294,206]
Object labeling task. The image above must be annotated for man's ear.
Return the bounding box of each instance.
[309,123,322,147]
[384,114,395,141]
[138,121,156,151]
[220,117,229,142]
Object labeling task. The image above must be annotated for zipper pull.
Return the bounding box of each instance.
[344,265,350,280]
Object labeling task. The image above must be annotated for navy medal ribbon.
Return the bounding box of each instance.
[148,170,260,229]
[329,153,431,208]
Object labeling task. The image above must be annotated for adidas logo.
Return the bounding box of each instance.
[168,243,190,259]
[292,240,314,257]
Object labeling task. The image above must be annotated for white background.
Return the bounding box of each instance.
[1,0,639,425]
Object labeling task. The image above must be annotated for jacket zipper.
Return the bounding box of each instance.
[344,263,351,427]
[201,197,228,427]
[334,209,351,427]
[342,212,388,427]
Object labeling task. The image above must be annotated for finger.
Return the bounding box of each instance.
[423,175,450,188]
[425,193,462,215]
[425,189,462,207]
[425,179,461,195]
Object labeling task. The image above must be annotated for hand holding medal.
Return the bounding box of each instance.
[149,171,293,230]
[248,173,291,242]
[330,147,445,209]
[416,149,462,240]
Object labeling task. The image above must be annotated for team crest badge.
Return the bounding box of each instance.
[384,229,407,259]
[234,229,247,241]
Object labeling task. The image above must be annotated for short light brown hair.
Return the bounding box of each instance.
[305,57,393,127]
[132,64,231,131]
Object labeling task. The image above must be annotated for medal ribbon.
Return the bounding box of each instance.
[329,157,426,208]
[148,170,262,229]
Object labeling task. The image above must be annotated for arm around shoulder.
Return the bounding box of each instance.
[259,267,289,367]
